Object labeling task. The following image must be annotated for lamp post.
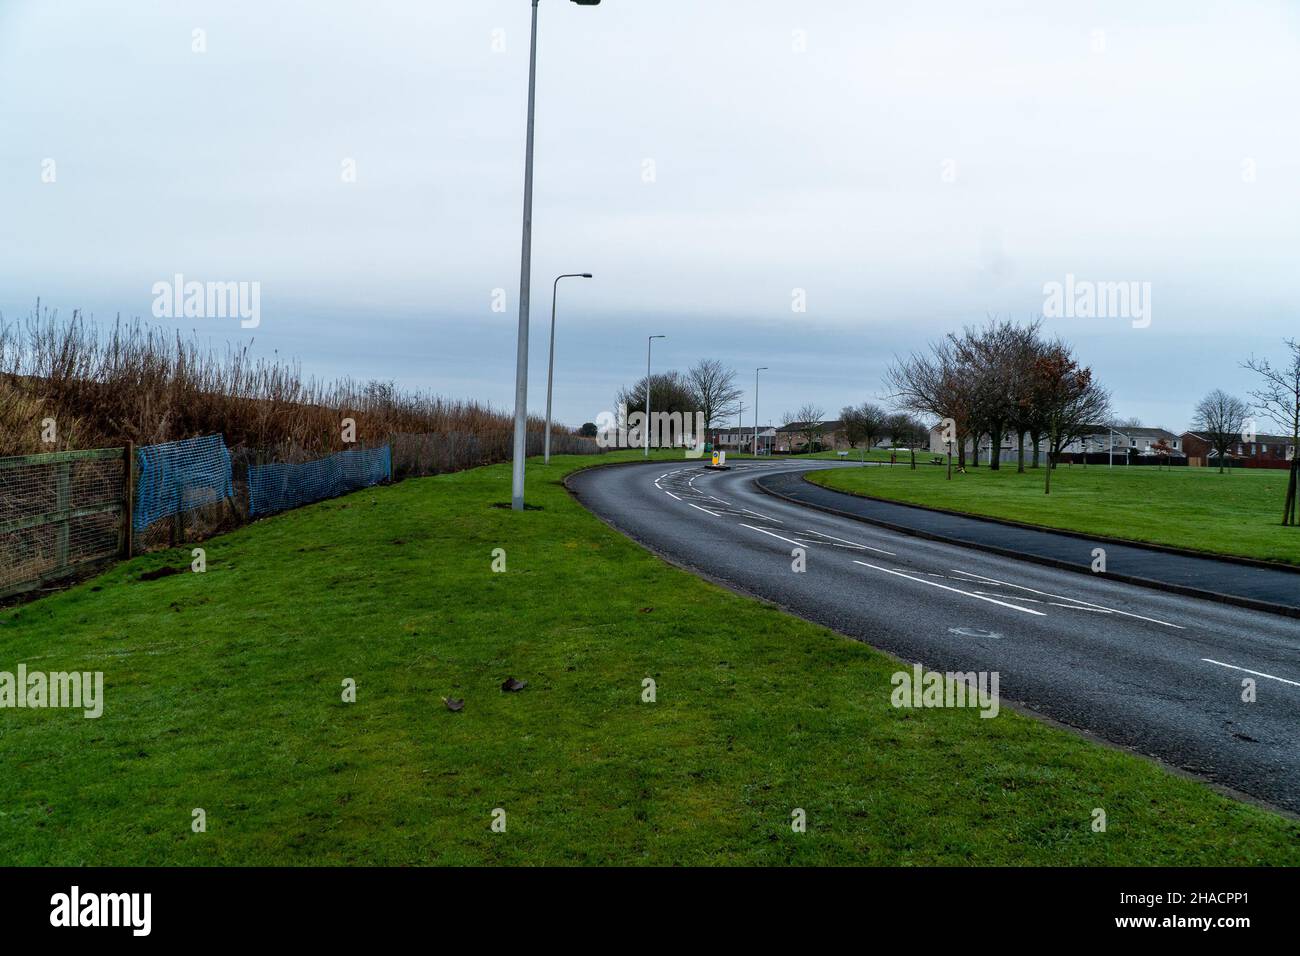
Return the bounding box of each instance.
[644,335,665,456]
[509,0,603,511]
[753,367,768,457]
[1107,427,1124,469]
[543,272,593,465]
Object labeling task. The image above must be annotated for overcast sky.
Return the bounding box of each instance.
[2,0,1297,431]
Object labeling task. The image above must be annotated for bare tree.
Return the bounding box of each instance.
[1032,341,1111,494]
[784,404,826,452]
[686,359,743,442]
[615,371,696,426]
[840,405,867,451]
[946,319,1040,471]
[886,411,927,469]
[1007,326,1046,471]
[1243,340,1300,525]
[885,338,975,467]
[1191,389,1250,475]
[840,402,887,460]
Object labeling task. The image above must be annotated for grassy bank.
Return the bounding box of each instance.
[2,449,1297,865]
[808,462,1300,565]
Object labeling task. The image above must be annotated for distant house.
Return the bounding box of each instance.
[925,423,1184,463]
[1064,426,1183,458]
[1181,431,1295,469]
[715,425,776,454]
[776,419,846,452]
[926,425,1016,458]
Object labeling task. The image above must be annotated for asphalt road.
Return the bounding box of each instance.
[569,458,1300,814]
[761,468,1300,615]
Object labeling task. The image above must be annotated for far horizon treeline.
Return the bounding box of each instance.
[0,305,586,459]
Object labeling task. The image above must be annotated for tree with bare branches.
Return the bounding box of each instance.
[840,402,886,460]
[946,319,1040,471]
[1032,341,1111,494]
[1243,340,1300,525]
[784,404,826,452]
[884,338,976,468]
[686,359,743,443]
[1191,389,1250,475]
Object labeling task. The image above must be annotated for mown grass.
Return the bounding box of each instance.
[1,449,1297,865]
[808,461,1300,565]
[791,448,923,463]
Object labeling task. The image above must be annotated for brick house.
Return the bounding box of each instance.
[1181,432,1295,469]
[776,419,847,452]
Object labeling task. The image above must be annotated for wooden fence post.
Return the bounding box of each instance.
[122,441,135,558]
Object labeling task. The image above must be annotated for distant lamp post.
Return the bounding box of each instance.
[644,335,666,457]
[543,272,593,465]
[753,367,768,456]
[509,0,604,511]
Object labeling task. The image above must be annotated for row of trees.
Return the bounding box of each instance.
[836,403,928,465]
[611,359,745,435]
[885,318,1111,492]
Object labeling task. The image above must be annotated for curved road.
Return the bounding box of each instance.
[569,459,1300,813]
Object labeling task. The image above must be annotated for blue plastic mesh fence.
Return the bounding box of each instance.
[247,445,392,517]
[134,434,234,531]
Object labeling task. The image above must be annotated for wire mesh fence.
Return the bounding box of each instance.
[134,434,234,532]
[2,428,605,601]
[248,445,392,516]
[0,448,128,599]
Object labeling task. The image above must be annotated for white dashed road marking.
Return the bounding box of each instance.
[854,561,1046,616]
[1202,658,1300,688]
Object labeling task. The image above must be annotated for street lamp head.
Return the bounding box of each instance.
[571,0,602,5]
[582,273,593,278]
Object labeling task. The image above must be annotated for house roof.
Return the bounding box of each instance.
[777,419,843,433]
[1181,431,1294,444]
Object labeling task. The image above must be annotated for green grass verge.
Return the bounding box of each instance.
[789,448,919,463]
[1,449,1296,865]
[808,461,1300,566]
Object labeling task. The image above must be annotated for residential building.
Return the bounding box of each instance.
[925,423,1184,463]
[715,425,777,454]
[775,419,846,452]
[1181,431,1295,469]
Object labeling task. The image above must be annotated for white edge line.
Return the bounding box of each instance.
[687,502,719,516]
[854,561,1046,616]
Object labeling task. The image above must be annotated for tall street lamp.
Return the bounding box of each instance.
[753,367,768,456]
[645,335,665,457]
[510,0,603,512]
[543,272,593,465]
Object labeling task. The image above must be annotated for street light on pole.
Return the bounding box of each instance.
[509,0,602,512]
[753,367,768,457]
[645,335,665,457]
[543,272,593,465]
